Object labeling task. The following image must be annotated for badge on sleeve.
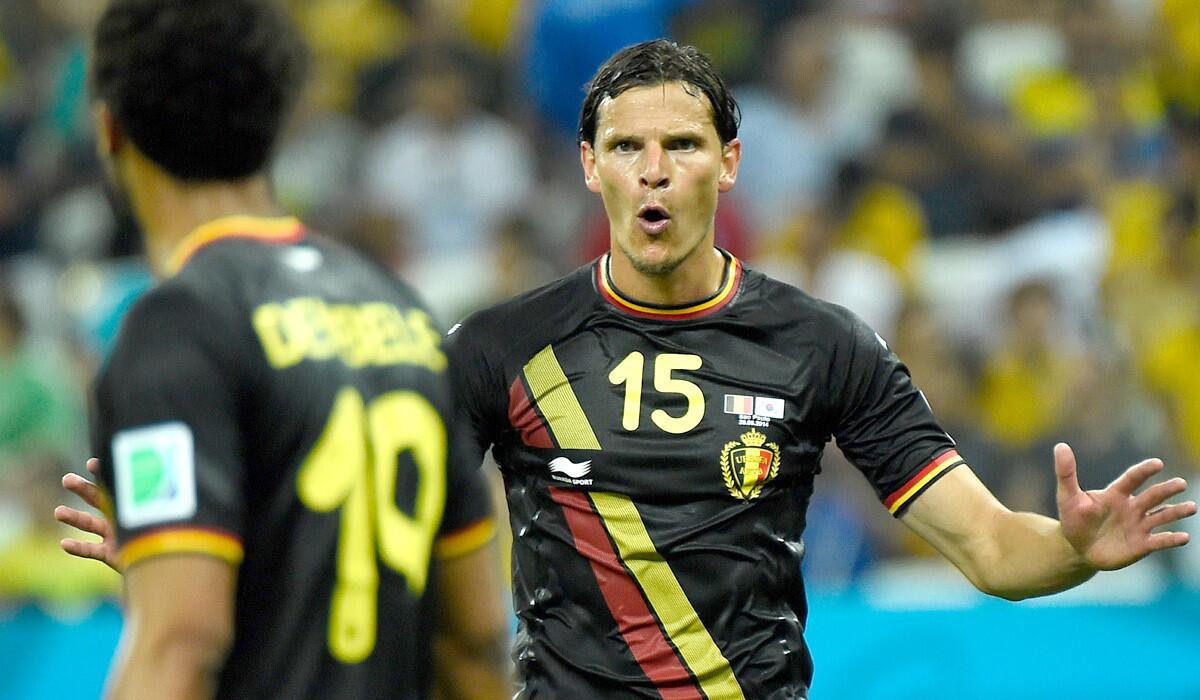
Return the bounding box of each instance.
[113,422,197,528]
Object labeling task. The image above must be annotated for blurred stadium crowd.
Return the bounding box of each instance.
[2,0,1200,606]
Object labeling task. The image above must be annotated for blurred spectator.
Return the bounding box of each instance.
[0,287,85,476]
[753,168,905,337]
[360,44,534,323]
[732,14,846,235]
[521,0,692,142]
[975,280,1093,509]
[958,0,1067,110]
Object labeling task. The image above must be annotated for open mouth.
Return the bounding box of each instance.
[637,204,671,232]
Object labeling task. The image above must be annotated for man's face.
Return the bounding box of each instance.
[581,81,740,276]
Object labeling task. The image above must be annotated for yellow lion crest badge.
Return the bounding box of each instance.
[720,428,781,502]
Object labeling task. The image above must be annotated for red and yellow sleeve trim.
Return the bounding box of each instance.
[119,527,244,569]
[165,215,305,276]
[435,517,496,559]
[884,449,965,515]
[596,251,743,320]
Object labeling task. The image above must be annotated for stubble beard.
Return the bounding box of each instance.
[618,229,706,278]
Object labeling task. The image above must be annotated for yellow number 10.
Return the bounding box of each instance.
[297,387,446,664]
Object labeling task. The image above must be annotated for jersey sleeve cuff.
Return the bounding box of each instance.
[119,526,244,569]
[883,449,965,516]
[435,517,496,560]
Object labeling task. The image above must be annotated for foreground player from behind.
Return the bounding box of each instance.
[54,1,508,698]
[442,40,1195,698]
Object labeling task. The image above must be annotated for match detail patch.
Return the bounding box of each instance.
[113,422,198,529]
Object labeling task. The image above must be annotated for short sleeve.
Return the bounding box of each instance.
[828,310,961,516]
[443,318,504,467]
[92,285,247,569]
[434,427,496,559]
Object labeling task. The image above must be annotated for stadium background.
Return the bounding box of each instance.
[1,0,1199,697]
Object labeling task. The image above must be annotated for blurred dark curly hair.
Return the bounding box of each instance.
[91,0,309,181]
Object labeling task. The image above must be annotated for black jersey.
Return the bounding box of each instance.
[446,250,959,699]
[92,215,494,700]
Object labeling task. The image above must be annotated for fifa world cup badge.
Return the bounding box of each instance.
[720,428,781,502]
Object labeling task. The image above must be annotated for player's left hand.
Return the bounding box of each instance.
[1055,442,1196,571]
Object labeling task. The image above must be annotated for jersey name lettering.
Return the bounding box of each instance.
[252,297,446,371]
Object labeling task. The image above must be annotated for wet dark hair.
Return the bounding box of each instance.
[91,0,308,181]
[577,39,740,146]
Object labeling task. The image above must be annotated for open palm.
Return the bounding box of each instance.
[1055,443,1195,571]
[55,457,122,573]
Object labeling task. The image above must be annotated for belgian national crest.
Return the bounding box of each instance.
[720,428,780,502]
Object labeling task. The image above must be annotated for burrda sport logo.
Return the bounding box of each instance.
[548,457,593,486]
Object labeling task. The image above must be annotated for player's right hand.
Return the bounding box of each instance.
[55,457,123,573]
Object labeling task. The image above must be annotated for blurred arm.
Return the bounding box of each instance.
[107,555,235,700]
[433,536,512,700]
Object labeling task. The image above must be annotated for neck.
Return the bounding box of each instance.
[608,246,726,306]
[124,151,280,277]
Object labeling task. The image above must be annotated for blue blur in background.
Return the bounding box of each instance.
[3,586,1198,699]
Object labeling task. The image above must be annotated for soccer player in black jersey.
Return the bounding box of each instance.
[51,1,508,698]
[442,40,1196,698]
[61,32,1197,700]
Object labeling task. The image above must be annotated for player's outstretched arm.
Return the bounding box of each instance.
[108,555,236,700]
[433,535,512,700]
[900,444,1195,601]
[55,457,122,572]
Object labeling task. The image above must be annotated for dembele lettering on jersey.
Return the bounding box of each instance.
[252,297,446,371]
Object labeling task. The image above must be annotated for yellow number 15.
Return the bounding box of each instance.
[297,387,446,664]
[608,352,705,434]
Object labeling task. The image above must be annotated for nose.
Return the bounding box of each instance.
[639,144,669,190]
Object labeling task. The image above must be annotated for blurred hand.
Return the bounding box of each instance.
[1056,443,1196,571]
[55,457,122,573]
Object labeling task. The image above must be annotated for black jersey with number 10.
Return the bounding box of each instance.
[447,250,959,699]
[92,216,494,699]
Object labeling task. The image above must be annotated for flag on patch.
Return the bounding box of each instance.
[724,394,754,415]
[754,396,784,419]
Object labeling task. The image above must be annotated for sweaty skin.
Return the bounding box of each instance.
[580,82,741,306]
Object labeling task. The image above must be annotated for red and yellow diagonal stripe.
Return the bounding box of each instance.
[884,449,965,515]
[522,345,601,450]
[119,526,244,569]
[551,487,745,700]
[508,376,554,448]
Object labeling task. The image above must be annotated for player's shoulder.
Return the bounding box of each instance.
[177,228,425,310]
[447,261,593,349]
[740,265,864,337]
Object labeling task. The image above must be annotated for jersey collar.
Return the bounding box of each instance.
[596,249,743,321]
[165,215,305,276]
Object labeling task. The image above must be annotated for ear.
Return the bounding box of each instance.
[717,138,742,193]
[93,102,124,156]
[580,141,601,193]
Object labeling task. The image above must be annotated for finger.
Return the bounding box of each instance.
[62,473,105,511]
[86,457,102,478]
[60,538,111,563]
[1146,530,1190,551]
[1144,501,1198,530]
[1108,458,1165,497]
[54,505,111,538]
[1133,477,1190,512]
[1054,443,1081,499]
